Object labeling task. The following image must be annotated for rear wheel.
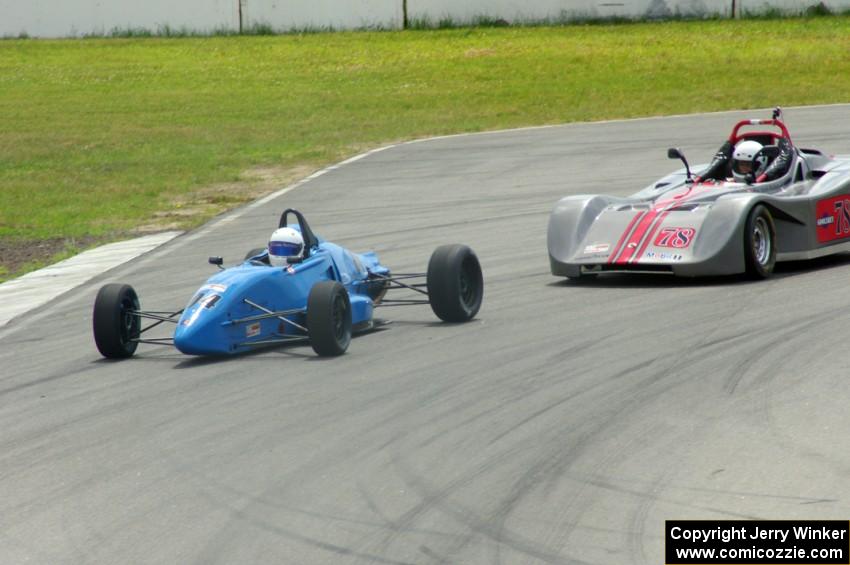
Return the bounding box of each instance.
[427,244,483,322]
[93,283,140,359]
[744,205,776,279]
[307,281,352,356]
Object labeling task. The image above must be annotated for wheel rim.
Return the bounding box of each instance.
[752,216,771,266]
[120,296,140,347]
[459,257,479,310]
[332,293,349,342]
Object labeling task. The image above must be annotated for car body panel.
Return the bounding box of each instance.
[548,117,850,278]
[174,232,388,356]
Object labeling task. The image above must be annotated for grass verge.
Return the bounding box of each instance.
[2,17,850,280]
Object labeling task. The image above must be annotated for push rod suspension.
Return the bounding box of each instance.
[242,299,308,333]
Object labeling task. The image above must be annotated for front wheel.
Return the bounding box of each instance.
[307,281,352,356]
[427,244,484,322]
[93,283,140,359]
[744,204,776,279]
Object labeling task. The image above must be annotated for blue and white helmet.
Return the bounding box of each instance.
[268,227,304,267]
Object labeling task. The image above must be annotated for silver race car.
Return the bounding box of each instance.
[548,109,850,279]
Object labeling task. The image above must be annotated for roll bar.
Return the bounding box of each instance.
[728,119,791,144]
[278,208,320,257]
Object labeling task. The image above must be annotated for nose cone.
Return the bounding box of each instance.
[174,296,232,356]
[173,323,227,356]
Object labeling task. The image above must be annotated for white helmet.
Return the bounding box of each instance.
[732,140,768,182]
[268,227,304,267]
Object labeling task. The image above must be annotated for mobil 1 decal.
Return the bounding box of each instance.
[816,195,850,243]
[654,227,696,248]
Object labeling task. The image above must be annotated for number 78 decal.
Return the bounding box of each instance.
[654,227,696,248]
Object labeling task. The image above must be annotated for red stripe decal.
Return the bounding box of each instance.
[609,184,712,264]
[632,211,669,263]
[615,210,661,263]
[608,211,644,263]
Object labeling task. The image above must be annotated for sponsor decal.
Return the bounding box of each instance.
[816,195,850,243]
[644,251,683,261]
[286,265,296,275]
[654,227,696,248]
[583,243,610,254]
[181,294,220,327]
[246,322,261,338]
[576,253,608,260]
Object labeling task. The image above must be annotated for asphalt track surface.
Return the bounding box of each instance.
[2,106,850,564]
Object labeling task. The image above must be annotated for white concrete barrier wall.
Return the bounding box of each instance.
[243,0,402,30]
[407,0,729,21]
[0,0,237,37]
[2,0,850,37]
[0,0,401,37]
[407,0,850,21]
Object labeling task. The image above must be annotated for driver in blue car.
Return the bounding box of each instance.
[268,227,304,267]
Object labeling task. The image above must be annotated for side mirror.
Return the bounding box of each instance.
[286,256,304,265]
[208,256,224,269]
[667,147,693,183]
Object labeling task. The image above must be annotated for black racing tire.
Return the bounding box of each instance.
[93,283,140,359]
[307,281,352,356]
[744,204,776,279]
[244,247,266,261]
[427,244,484,322]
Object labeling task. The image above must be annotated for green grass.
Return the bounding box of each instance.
[2,17,850,279]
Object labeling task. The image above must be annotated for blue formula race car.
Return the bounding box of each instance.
[93,209,483,358]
